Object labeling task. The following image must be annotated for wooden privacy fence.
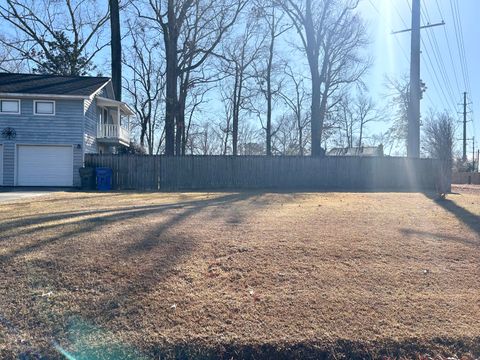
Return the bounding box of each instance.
[84,155,444,191]
[452,172,480,185]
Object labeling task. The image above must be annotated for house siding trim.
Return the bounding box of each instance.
[0,93,88,100]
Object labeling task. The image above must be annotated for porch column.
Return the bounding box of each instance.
[117,106,121,137]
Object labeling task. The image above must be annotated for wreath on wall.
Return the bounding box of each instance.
[1,127,16,140]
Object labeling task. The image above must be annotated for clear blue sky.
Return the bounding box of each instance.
[360,0,479,158]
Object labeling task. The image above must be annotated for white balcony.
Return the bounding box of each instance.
[96,96,134,147]
[97,124,130,145]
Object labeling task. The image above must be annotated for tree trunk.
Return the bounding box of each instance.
[148,120,154,155]
[165,50,177,156]
[183,100,195,155]
[232,68,241,156]
[310,73,322,156]
[109,0,121,101]
[140,121,146,148]
[299,126,304,156]
[318,82,329,150]
[177,69,191,155]
[358,124,363,148]
[176,95,185,156]
[164,2,177,156]
[265,20,275,156]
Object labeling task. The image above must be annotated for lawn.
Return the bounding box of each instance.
[0,187,479,359]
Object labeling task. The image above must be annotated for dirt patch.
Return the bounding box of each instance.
[0,188,479,359]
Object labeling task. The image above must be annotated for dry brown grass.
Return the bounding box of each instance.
[0,186,479,359]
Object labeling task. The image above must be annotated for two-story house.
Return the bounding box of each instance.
[0,73,134,187]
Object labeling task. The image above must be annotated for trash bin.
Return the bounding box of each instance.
[96,167,113,191]
[79,167,95,190]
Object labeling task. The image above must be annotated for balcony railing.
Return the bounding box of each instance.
[97,124,130,143]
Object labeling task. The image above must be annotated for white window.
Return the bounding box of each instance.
[34,100,55,115]
[0,99,20,114]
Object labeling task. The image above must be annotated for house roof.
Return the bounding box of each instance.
[327,146,383,157]
[0,72,110,98]
[97,96,135,116]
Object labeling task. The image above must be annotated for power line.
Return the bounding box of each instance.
[449,0,470,94]
[420,41,455,114]
[368,0,409,62]
[450,0,475,141]
[421,5,457,112]
[454,0,471,95]
[393,1,409,29]
[393,1,454,115]
[423,6,456,100]
[435,0,461,95]
[390,2,414,62]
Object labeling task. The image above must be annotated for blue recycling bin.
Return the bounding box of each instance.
[96,167,112,191]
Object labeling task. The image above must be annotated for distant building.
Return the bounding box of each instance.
[327,145,384,157]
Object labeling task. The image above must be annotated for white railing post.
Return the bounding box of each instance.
[98,123,129,142]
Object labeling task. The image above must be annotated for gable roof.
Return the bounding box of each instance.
[0,73,110,98]
[327,145,384,157]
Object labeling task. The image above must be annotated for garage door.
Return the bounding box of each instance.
[17,145,73,186]
[0,145,3,186]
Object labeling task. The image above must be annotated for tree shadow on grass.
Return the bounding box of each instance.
[0,192,259,260]
[423,192,480,238]
[399,228,479,248]
[0,191,271,358]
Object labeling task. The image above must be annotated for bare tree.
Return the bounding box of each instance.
[123,21,165,155]
[273,114,299,155]
[423,112,455,196]
[0,0,110,75]
[333,91,379,149]
[181,81,212,155]
[238,121,264,155]
[278,65,310,155]
[423,113,455,161]
[220,14,265,155]
[186,121,223,155]
[333,95,355,148]
[218,84,234,155]
[383,76,409,155]
[0,38,25,72]
[253,0,290,155]
[277,0,369,156]
[136,0,245,156]
[355,93,378,147]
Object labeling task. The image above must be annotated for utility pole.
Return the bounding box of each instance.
[462,92,467,162]
[393,0,444,158]
[473,137,475,172]
[477,149,479,172]
[407,0,421,158]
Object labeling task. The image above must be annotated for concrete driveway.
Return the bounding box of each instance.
[0,189,59,203]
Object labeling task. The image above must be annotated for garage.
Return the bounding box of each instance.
[0,145,3,186]
[17,145,73,186]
